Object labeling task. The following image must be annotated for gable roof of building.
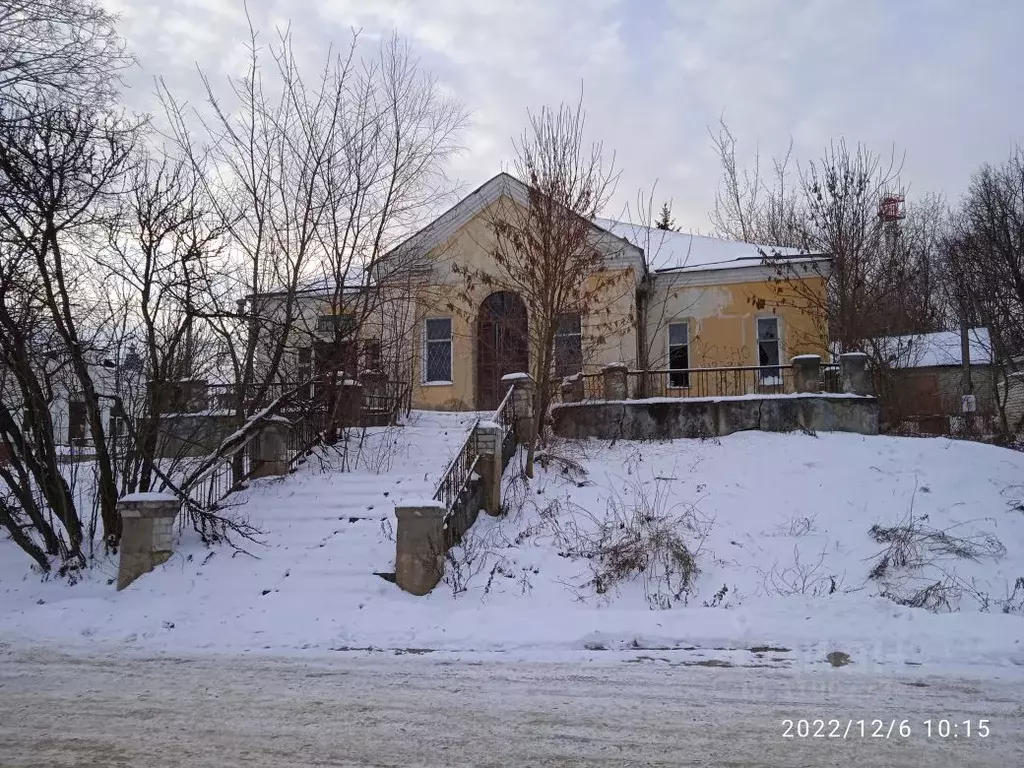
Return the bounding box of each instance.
[383,172,645,274]
[595,217,830,274]
[874,327,993,369]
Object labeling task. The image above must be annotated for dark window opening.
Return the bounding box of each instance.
[668,322,690,388]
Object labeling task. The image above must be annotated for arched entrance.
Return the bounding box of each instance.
[476,291,528,410]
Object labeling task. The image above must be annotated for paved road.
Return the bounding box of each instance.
[1,647,1023,766]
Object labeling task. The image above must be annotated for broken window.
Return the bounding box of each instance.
[757,317,782,385]
[668,321,690,388]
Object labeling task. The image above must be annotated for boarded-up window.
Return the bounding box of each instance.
[553,313,582,379]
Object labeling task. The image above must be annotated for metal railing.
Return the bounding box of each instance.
[180,430,260,510]
[492,383,519,470]
[572,363,842,402]
[206,379,410,429]
[431,418,481,515]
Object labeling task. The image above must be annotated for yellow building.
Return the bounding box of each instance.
[287,173,831,411]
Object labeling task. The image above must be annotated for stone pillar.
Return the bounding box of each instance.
[791,354,822,394]
[840,352,871,395]
[560,374,584,403]
[117,493,180,591]
[602,363,628,400]
[473,422,502,516]
[250,420,290,478]
[502,373,535,445]
[395,501,447,595]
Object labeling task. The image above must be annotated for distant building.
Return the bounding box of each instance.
[873,328,995,432]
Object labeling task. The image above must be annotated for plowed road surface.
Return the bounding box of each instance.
[1,648,1023,766]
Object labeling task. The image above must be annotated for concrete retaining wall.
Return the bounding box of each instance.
[551,394,879,441]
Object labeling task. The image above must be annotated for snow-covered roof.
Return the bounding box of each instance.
[593,217,829,273]
[875,328,993,369]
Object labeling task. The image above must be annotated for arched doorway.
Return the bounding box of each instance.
[476,291,528,410]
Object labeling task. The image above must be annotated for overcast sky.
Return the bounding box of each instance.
[107,0,1023,234]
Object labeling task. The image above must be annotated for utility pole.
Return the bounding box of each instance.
[960,310,976,435]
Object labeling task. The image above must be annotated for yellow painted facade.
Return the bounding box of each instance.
[645,273,829,370]
[284,174,830,411]
[404,198,641,410]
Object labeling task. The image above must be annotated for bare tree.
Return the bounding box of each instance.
[0,0,131,109]
[0,0,136,570]
[455,99,622,476]
[160,21,465,455]
[710,126,944,360]
[943,147,1024,435]
[0,94,139,556]
[100,149,228,493]
[709,120,803,248]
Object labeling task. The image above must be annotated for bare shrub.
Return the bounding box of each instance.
[534,477,712,609]
[997,577,1024,615]
[778,513,817,538]
[442,529,488,598]
[868,514,1006,579]
[880,577,962,612]
[757,545,848,598]
[867,499,1007,612]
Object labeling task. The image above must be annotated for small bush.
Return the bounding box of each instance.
[868,514,1006,577]
[868,498,1007,613]
[584,478,711,609]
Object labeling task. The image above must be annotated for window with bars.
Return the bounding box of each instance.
[553,313,582,379]
[757,317,782,384]
[668,321,690,388]
[424,318,453,383]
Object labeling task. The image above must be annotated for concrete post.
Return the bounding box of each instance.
[602,363,629,400]
[840,352,871,395]
[395,501,448,595]
[560,374,584,403]
[250,420,290,478]
[473,422,502,516]
[502,373,535,445]
[791,354,822,394]
[116,493,180,591]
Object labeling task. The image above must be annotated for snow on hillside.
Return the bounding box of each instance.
[3,421,1024,675]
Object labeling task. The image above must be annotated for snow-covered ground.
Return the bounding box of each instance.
[2,413,1024,679]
